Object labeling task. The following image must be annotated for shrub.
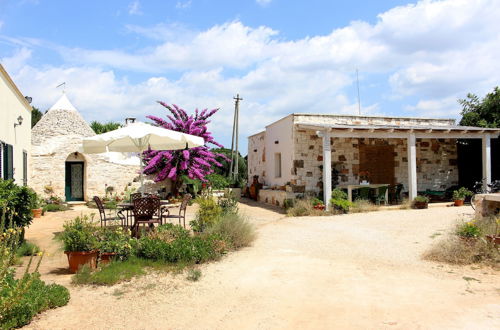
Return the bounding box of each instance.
[456,221,482,238]
[350,200,379,213]
[97,227,134,260]
[452,187,473,201]
[191,196,222,232]
[283,199,295,210]
[16,241,40,257]
[206,173,230,190]
[136,225,221,264]
[413,195,429,203]
[42,203,69,213]
[218,192,238,216]
[186,269,202,281]
[206,213,256,249]
[61,215,98,252]
[286,199,325,217]
[331,188,348,200]
[330,198,352,214]
[1,272,70,329]
[0,179,37,230]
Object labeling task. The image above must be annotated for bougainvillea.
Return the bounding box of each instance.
[143,102,227,182]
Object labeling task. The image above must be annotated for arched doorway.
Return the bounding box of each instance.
[65,152,86,201]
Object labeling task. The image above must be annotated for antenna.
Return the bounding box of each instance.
[56,82,66,93]
[356,69,361,115]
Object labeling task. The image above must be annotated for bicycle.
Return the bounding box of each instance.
[470,179,500,210]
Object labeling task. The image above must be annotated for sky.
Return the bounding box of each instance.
[1,0,499,154]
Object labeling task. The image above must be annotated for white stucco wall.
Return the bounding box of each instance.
[0,65,32,185]
[264,115,294,187]
[248,131,266,182]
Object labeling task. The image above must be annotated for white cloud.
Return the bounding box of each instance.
[128,1,142,15]
[175,1,192,9]
[256,0,272,7]
[2,0,500,149]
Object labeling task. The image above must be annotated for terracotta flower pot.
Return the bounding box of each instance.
[485,235,500,246]
[313,205,325,210]
[413,201,428,209]
[454,199,464,206]
[65,250,98,273]
[32,208,43,218]
[99,252,117,265]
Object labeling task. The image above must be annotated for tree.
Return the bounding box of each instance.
[459,87,500,128]
[31,107,43,128]
[143,103,226,184]
[90,121,122,134]
[211,148,247,181]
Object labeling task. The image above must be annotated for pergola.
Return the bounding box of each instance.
[297,123,500,210]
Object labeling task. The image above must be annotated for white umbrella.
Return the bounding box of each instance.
[82,121,204,194]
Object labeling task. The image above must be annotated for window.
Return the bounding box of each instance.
[274,152,282,178]
[23,150,28,186]
[2,142,14,180]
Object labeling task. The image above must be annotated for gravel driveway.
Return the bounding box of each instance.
[24,201,499,329]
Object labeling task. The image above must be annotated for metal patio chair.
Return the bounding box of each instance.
[162,194,192,228]
[93,196,125,227]
[131,195,161,237]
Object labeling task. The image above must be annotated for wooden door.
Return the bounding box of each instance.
[359,145,395,185]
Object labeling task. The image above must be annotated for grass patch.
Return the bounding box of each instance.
[286,199,327,217]
[350,200,380,213]
[16,241,40,257]
[423,217,499,268]
[72,257,172,286]
[186,269,202,282]
[398,198,412,209]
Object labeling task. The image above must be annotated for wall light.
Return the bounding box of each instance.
[14,116,23,128]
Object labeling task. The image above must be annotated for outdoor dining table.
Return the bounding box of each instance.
[117,200,181,228]
[337,183,390,203]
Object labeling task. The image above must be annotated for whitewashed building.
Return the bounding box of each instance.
[30,93,146,201]
[248,114,500,209]
[0,64,32,185]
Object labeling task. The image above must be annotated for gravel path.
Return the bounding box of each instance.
[22,201,499,329]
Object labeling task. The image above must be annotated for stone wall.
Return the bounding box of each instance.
[291,128,458,194]
[30,134,171,201]
[294,114,455,127]
[248,131,266,184]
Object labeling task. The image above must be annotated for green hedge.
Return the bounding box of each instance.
[0,179,37,229]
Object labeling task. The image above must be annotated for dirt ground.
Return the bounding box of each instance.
[21,200,499,330]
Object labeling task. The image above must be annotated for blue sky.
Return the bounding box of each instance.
[1,0,499,154]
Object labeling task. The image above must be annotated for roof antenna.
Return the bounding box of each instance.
[356,68,361,116]
[56,82,66,93]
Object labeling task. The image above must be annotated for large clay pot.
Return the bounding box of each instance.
[32,208,43,218]
[65,250,98,273]
[454,199,464,206]
[99,252,117,265]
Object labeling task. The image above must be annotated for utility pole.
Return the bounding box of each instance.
[229,94,242,180]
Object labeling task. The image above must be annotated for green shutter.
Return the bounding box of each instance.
[3,144,14,180]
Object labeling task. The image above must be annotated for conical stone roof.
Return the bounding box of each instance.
[32,93,95,146]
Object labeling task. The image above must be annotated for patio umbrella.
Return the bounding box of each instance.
[81,121,204,194]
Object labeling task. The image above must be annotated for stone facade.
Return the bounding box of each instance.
[293,128,458,193]
[248,114,460,206]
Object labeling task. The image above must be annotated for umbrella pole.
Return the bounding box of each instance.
[139,152,145,196]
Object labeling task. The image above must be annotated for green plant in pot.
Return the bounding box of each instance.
[61,215,99,273]
[412,195,429,209]
[452,187,473,206]
[97,227,133,264]
[31,194,44,218]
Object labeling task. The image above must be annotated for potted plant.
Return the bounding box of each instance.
[412,195,429,209]
[359,171,370,185]
[97,227,133,265]
[31,195,43,218]
[61,215,98,273]
[311,198,325,210]
[452,187,473,206]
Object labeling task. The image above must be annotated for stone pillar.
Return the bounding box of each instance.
[407,133,417,200]
[322,131,332,210]
[482,133,491,191]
